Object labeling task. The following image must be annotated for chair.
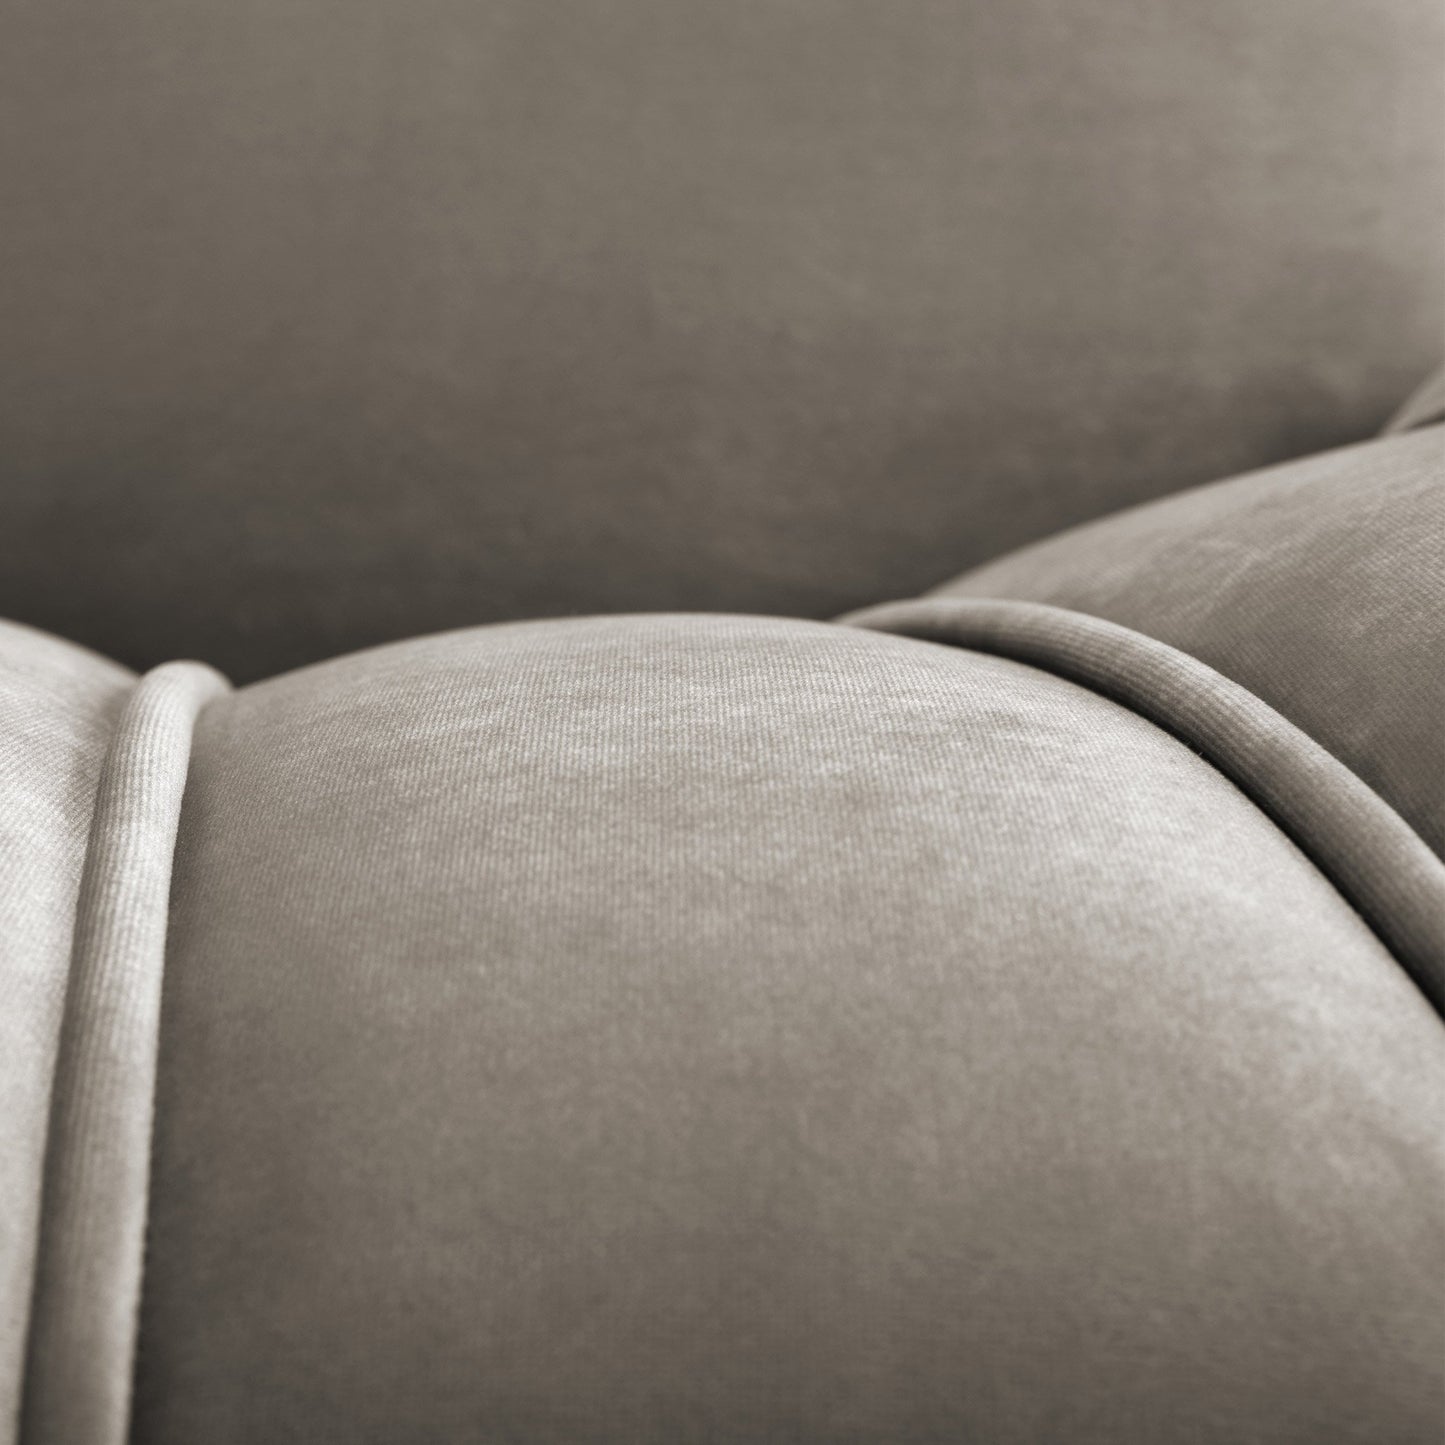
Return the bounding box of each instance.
[4,2,1442,1439]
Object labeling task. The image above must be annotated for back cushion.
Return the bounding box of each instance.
[2,0,1441,681]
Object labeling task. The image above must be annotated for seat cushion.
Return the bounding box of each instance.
[87,613,1444,1442]
[2,0,1441,680]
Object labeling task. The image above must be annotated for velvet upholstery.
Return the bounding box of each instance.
[3,3,1443,1439]
[122,615,1443,1443]
[21,661,225,1445]
[922,425,1445,857]
[0,625,133,1441]
[1,0,1441,681]
[1386,364,1445,433]
[4,450,1442,1441]
[840,596,1445,1011]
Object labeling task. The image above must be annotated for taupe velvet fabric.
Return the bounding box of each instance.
[1386,365,1445,434]
[925,425,1445,857]
[842,597,1445,1012]
[2,0,1441,681]
[20,662,226,1445]
[116,615,1444,1443]
[0,624,132,1445]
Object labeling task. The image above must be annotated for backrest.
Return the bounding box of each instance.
[2,0,1441,681]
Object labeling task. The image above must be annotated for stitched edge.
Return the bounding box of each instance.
[840,596,1445,1019]
[20,661,229,1445]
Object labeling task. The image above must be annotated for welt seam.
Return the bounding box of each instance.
[18,661,229,1445]
[840,595,1445,1021]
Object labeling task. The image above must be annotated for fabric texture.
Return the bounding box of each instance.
[2,4,1442,1434]
[1385,365,1445,433]
[1,0,1441,681]
[842,596,1445,1015]
[921,424,1445,857]
[18,660,226,1445]
[0,624,133,1445]
[116,614,1445,1443]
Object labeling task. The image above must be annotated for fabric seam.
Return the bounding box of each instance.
[841,595,1445,1021]
[18,661,229,1445]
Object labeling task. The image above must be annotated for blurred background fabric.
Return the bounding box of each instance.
[1,0,1441,682]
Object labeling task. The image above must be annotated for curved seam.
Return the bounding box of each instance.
[19,660,229,1445]
[840,596,1445,1021]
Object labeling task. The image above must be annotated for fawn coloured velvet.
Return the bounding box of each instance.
[5,562,1443,1440]
[924,425,1445,856]
[1,0,1440,681]
[0,625,133,1444]
[2,0,1442,1435]
[114,615,1443,1443]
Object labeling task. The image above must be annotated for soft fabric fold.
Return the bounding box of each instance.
[0,624,134,1445]
[20,661,229,1445]
[841,597,1445,1018]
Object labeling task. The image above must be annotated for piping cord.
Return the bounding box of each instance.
[20,661,229,1445]
[842,595,1445,1020]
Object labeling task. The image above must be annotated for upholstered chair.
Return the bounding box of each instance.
[3,2,1442,1440]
